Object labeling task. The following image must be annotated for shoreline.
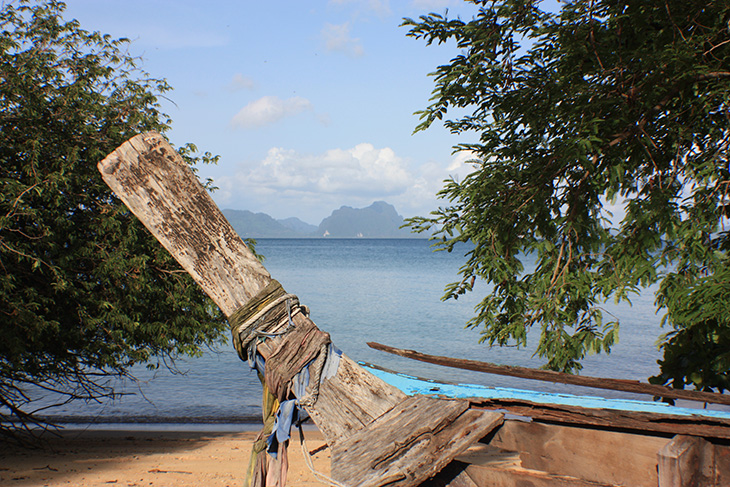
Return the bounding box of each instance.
[30,419,322,433]
[0,427,330,486]
[33,418,268,433]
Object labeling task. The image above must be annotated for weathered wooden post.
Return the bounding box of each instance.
[99,132,502,487]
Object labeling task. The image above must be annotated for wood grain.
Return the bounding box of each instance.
[99,132,407,444]
[330,396,503,487]
[99,132,270,315]
[491,420,667,487]
[467,396,730,440]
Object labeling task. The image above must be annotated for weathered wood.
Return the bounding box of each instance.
[452,441,642,486]
[468,397,730,439]
[255,322,407,444]
[491,420,668,487]
[368,342,730,406]
[454,443,522,469]
[657,435,713,487]
[421,462,479,487]
[716,443,730,486]
[99,132,270,315]
[330,396,503,487]
[99,133,409,444]
[462,464,620,487]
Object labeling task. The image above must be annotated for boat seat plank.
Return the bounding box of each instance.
[490,420,667,487]
[454,443,522,469]
[463,464,621,487]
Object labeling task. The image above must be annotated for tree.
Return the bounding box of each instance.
[0,0,231,439]
[404,0,730,392]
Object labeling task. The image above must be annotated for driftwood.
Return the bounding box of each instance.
[98,132,500,487]
[368,342,730,406]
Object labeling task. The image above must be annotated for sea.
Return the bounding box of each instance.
[36,238,686,429]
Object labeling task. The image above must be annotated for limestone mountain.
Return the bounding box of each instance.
[316,201,415,238]
[223,202,417,238]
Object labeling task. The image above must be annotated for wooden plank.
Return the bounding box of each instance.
[368,342,730,406]
[491,420,667,487]
[99,133,405,444]
[468,397,730,440]
[716,443,730,486]
[454,441,621,487]
[463,464,620,487]
[455,443,521,469]
[421,461,479,487]
[99,132,270,315]
[657,435,700,487]
[657,435,715,487]
[330,396,503,487]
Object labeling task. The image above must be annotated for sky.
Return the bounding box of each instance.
[62,0,486,225]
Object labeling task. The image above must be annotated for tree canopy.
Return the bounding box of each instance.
[405,0,730,391]
[0,0,229,438]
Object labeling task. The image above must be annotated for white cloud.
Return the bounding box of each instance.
[321,23,365,58]
[227,73,256,91]
[246,143,411,194]
[390,152,479,217]
[230,96,313,128]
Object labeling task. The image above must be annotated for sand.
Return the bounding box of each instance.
[0,428,331,487]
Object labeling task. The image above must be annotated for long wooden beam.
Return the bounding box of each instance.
[97,132,408,445]
[98,132,500,487]
[368,342,730,406]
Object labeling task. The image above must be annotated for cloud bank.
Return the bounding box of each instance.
[214,143,479,223]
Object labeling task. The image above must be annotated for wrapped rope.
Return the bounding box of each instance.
[229,280,303,360]
[232,280,336,487]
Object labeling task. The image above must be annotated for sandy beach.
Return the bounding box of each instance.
[0,428,330,487]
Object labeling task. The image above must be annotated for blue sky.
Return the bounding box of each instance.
[63,0,484,224]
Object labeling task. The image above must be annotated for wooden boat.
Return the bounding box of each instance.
[99,132,730,487]
[361,360,730,486]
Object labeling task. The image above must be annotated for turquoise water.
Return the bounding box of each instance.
[39,238,669,425]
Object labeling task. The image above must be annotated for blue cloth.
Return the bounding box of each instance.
[322,344,342,380]
[292,366,309,399]
[247,342,266,374]
[266,399,298,458]
[258,342,343,459]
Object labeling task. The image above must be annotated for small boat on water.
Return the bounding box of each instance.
[100,132,730,487]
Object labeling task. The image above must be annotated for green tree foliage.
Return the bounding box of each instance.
[405,0,730,391]
[0,0,230,437]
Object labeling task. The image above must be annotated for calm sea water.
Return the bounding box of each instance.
[40,238,670,425]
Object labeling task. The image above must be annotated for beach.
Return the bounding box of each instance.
[0,428,330,487]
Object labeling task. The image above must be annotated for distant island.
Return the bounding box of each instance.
[222,201,420,238]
